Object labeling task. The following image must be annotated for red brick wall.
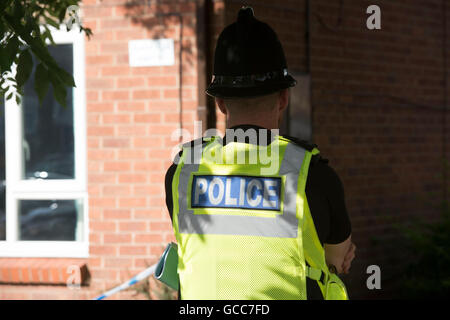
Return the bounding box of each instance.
[222,0,450,298]
[84,0,199,299]
[1,0,448,300]
[0,0,199,299]
[309,0,449,298]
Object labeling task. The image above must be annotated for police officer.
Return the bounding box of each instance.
[165,7,355,300]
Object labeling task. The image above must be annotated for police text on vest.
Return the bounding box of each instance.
[192,175,281,211]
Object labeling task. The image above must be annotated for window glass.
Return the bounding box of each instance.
[22,44,75,180]
[19,199,83,241]
[0,100,5,240]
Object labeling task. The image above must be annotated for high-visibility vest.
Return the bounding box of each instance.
[171,135,348,300]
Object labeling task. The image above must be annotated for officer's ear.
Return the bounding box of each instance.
[278,89,289,113]
[216,98,228,115]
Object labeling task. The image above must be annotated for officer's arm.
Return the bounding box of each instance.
[319,159,354,274]
[164,162,178,222]
[324,235,353,274]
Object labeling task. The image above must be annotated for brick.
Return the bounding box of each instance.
[147,76,177,87]
[147,100,178,111]
[21,267,30,283]
[100,42,128,54]
[104,258,133,268]
[117,101,146,112]
[0,268,10,282]
[133,113,161,123]
[49,267,61,283]
[89,197,117,208]
[133,185,163,195]
[131,66,162,76]
[85,6,113,16]
[134,234,164,243]
[119,246,147,256]
[86,78,115,89]
[115,29,146,40]
[101,90,130,101]
[103,114,131,124]
[103,233,132,244]
[132,90,161,100]
[86,55,114,65]
[88,173,116,183]
[103,209,132,220]
[103,161,131,172]
[134,209,164,219]
[103,138,130,148]
[118,174,148,184]
[117,77,146,88]
[133,137,162,148]
[88,126,115,136]
[148,124,178,135]
[117,149,147,160]
[149,245,167,256]
[103,185,131,196]
[91,221,117,232]
[87,102,114,113]
[88,185,101,196]
[149,221,172,232]
[88,149,115,161]
[163,112,183,123]
[90,245,117,256]
[99,18,130,30]
[117,125,147,136]
[118,197,147,208]
[119,222,146,232]
[133,161,164,172]
[87,113,101,124]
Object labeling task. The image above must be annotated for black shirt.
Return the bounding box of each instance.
[164,125,351,299]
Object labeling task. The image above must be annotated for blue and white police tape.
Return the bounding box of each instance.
[93,263,157,300]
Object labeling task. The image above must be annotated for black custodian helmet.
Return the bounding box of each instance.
[206,7,296,99]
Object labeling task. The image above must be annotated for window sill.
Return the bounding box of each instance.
[0,258,90,286]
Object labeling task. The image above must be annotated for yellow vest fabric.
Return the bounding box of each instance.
[171,135,348,300]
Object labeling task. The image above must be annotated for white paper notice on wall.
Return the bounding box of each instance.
[128,39,175,67]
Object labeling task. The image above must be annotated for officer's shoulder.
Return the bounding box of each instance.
[181,137,210,149]
[175,137,213,161]
[280,135,317,152]
[280,135,329,166]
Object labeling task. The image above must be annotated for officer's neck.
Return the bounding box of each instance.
[226,114,280,130]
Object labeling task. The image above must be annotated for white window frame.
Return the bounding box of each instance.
[0,26,88,258]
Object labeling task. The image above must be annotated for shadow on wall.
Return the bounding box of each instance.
[122,0,200,136]
[123,0,196,66]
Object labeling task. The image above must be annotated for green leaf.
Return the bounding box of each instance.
[2,36,20,71]
[6,91,13,100]
[58,5,67,23]
[16,49,33,88]
[54,85,68,109]
[48,71,67,108]
[12,1,25,21]
[34,63,49,105]
[57,67,76,88]
[45,16,60,29]
[47,62,76,88]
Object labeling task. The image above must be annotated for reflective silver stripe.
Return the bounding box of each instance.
[177,139,305,238]
[177,144,202,233]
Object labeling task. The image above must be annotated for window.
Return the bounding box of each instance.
[0,100,5,241]
[0,27,87,257]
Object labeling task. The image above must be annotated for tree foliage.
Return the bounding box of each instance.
[399,207,450,299]
[0,0,92,107]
